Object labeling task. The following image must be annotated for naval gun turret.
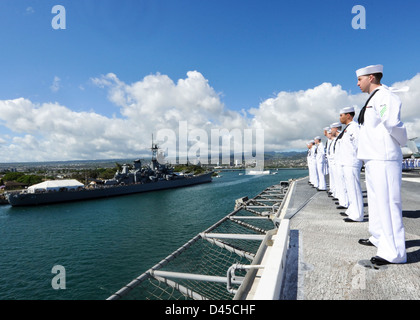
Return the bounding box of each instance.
[103,142,177,186]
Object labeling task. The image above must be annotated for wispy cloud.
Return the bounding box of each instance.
[50,76,61,92]
[25,7,35,15]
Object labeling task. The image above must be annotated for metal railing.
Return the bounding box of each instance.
[107,180,294,300]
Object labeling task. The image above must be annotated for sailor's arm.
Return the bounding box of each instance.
[375,93,408,146]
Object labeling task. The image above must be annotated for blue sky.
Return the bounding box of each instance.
[1,0,420,162]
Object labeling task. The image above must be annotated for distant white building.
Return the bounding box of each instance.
[27,180,84,193]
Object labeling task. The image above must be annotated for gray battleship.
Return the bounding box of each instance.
[6,143,213,207]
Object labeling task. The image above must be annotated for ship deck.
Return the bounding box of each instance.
[257,171,420,300]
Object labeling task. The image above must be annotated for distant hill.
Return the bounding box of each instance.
[266,151,306,158]
[0,151,308,171]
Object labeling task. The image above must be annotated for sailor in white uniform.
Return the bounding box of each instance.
[331,123,348,209]
[309,140,319,188]
[356,64,408,265]
[328,123,340,199]
[306,141,313,184]
[336,106,364,222]
[314,136,327,191]
[325,128,335,196]
[323,127,330,177]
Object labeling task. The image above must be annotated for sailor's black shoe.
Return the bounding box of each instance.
[358,239,375,247]
[370,256,391,266]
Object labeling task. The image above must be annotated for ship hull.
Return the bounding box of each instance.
[7,173,212,207]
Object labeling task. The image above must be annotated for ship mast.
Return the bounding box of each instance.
[151,134,159,170]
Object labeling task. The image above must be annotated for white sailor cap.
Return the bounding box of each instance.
[330,122,341,128]
[314,136,321,140]
[323,126,330,131]
[327,129,332,134]
[356,64,383,77]
[339,106,355,114]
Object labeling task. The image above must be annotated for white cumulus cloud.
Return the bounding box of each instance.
[0,71,419,163]
[249,74,420,150]
[389,74,420,139]
[90,71,246,132]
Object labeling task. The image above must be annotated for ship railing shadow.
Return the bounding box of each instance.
[403,210,420,219]
[280,230,300,300]
[406,239,420,264]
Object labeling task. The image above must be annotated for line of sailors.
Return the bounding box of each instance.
[306,64,409,267]
[307,106,363,223]
[402,158,420,170]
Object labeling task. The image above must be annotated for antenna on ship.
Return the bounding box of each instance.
[151,134,159,159]
[151,134,159,170]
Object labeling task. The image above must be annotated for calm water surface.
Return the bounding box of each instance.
[0,169,307,300]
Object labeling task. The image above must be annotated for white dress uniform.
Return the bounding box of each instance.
[307,142,317,187]
[307,144,313,184]
[310,142,319,188]
[326,134,336,195]
[356,65,408,264]
[336,111,364,222]
[315,138,327,190]
[334,131,349,208]
[322,127,330,176]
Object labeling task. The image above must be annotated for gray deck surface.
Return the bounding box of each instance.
[280,171,420,300]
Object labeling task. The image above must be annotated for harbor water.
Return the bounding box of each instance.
[0,169,307,300]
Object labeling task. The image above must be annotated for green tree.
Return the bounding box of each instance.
[3,172,25,181]
[17,175,43,185]
[98,168,117,179]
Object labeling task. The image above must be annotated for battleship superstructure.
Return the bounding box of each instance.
[6,143,213,207]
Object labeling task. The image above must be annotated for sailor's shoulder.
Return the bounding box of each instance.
[347,121,360,132]
[375,86,401,101]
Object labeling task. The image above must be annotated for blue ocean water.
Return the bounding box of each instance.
[0,169,307,300]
